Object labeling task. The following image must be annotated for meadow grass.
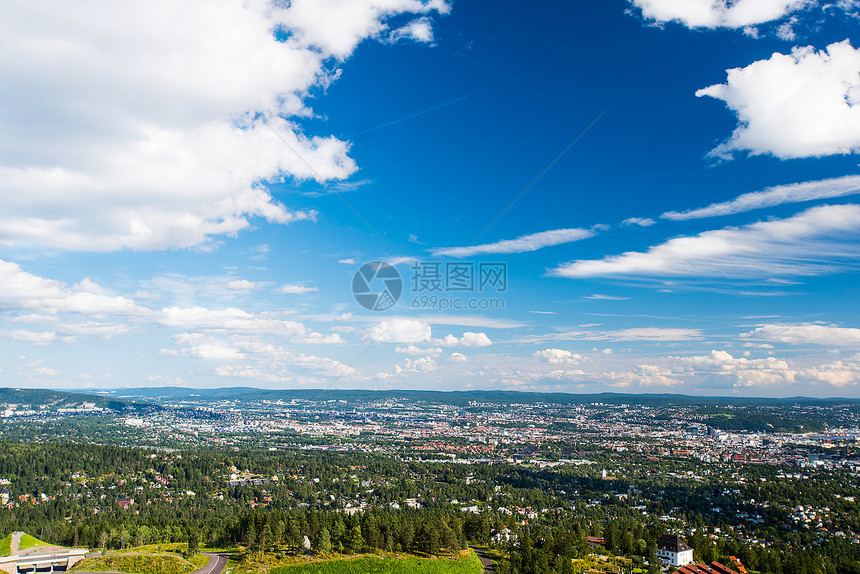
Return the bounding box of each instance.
[270,552,483,574]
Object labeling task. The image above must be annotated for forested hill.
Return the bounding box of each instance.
[105,387,860,408]
[0,387,158,413]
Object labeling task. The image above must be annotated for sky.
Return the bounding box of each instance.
[1,0,860,397]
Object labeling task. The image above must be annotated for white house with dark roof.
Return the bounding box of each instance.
[657,534,694,567]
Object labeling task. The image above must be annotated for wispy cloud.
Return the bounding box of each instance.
[516,327,704,344]
[552,204,860,279]
[621,217,655,227]
[585,294,630,301]
[279,284,319,295]
[663,175,860,220]
[741,322,860,346]
[433,228,595,258]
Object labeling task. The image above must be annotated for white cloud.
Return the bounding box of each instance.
[2,330,57,345]
[185,344,245,360]
[0,0,448,251]
[585,294,630,300]
[279,284,319,294]
[629,0,812,29]
[226,279,257,291]
[275,0,449,60]
[291,332,346,344]
[395,345,443,356]
[743,25,761,38]
[436,332,493,347]
[389,17,435,43]
[33,367,59,377]
[155,306,307,336]
[741,322,860,345]
[516,327,703,344]
[621,217,656,227]
[775,17,798,40]
[697,40,860,159]
[73,278,108,294]
[801,360,858,387]
[662,174,860,220]
[365,319,432,343]
[533,348,585,364]
[432,228,595,257]
[448,352,468,364]
[339,258,357,265]
[552,204,860,279]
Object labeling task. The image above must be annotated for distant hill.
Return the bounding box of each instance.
[0,388,159,414]
[94,387,860,408]
[98,386,260,400]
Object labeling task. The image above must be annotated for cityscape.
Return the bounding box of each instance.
[2,1,860,574]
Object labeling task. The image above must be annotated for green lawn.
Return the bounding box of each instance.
[270,553,484,574]
[0,534,11,557]
[0,532,50,556]
[18,533,50,551]
[71,552,204,574]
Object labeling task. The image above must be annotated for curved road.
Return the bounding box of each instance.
[195,552,229,574]
[470,546,495,574]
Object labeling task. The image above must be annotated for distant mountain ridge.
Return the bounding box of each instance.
[79,386,860,407]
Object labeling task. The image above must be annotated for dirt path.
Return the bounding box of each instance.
[10,531,22,554]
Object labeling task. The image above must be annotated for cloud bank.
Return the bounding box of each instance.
[0,0,448,251]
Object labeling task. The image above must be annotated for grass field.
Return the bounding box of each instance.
[0,534,11,557]
[0,532,51,557]
[270,553,484,574]
[18,533,51,551]
[70,552,207,574]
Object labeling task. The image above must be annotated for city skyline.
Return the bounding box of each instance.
[1,1,860,396]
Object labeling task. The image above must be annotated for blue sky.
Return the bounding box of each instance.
[2,0,860,396]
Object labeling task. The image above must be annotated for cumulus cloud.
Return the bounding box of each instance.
[395,345,443,356]
[676,349,860,388]
[741,322,860,345]
[0,0,448,251]
[436,332,493,347]
[533,348,585,364]
[552,204,860,279]
[432,228,595,258]
[365,319,432,343]
[448,352,468,364]
[629,0,811,29]
[662,175,860,220]
[697,40,860,159]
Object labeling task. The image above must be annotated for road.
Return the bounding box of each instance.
[470,546,495,574]
[195,552,228,574]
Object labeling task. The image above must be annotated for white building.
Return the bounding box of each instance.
[657,535,694,567]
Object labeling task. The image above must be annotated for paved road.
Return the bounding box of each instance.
[470,546,495,574]
[195,552,228,574]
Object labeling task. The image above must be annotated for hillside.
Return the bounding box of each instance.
[0,388,159,414]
